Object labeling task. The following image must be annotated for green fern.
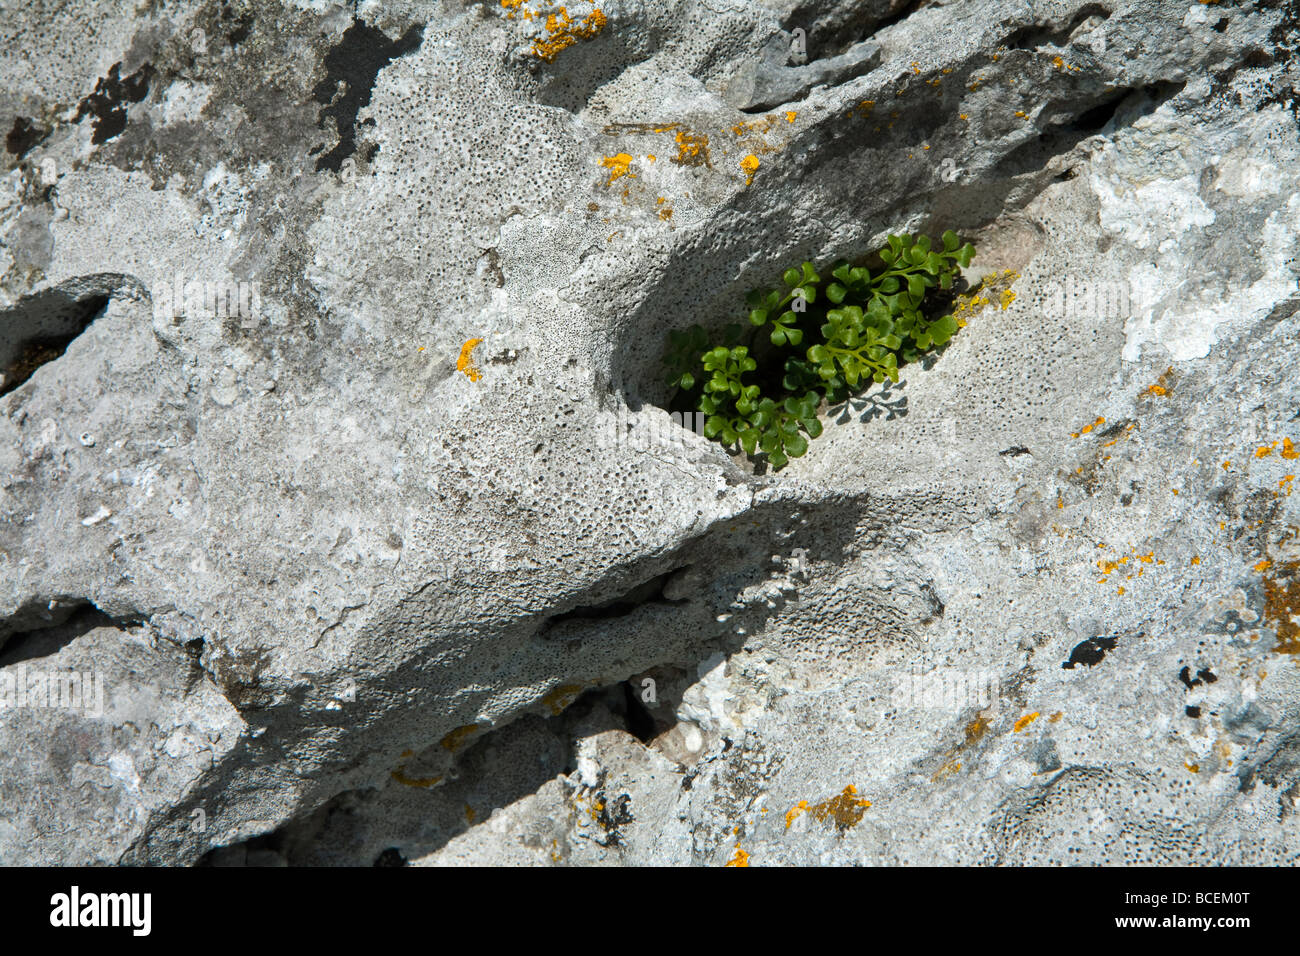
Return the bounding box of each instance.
[663,231,975,470]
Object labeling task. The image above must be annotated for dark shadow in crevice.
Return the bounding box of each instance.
[991,81,1185,180]
[1001,4,1113,52]
[0,290,111,397]
[0,602,120,667]
[793,0,924,60]
[537,566,689,638]
[182,491,885,866]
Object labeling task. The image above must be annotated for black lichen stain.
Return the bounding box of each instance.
[1062,634,1118,669]
[75,62,155,144]
[312,18,423,173]
[1178,665,1218,690]
[6,117,48,157]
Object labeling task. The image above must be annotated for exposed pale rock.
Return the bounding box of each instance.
[1,0,1297,865]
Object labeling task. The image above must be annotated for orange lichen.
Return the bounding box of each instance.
[674,129,710,166]
[1256,559,1273,573]
[600,152,634,185]
[456,338,484,382]
[965,714,991,745]
[1013,711,1040,733]
[441,723,480,752]
[1185,762,1200,773]
[931,758,962,782]
[1282,438,1298,460]
[1256,442,1279,458]
[390,768,442,788]
[785,111,797,123]
[1262,561,1300,654]
[785,800,809,829]
[740,154,760,185]
[725,847,750,867]
[531,6,607,63]
[1071,416,1105,438]
[1049,711,1063,723]
[542,683,583,715]
[809,785,871,830]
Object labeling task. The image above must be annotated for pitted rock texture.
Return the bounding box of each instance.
[1,0,1298,865]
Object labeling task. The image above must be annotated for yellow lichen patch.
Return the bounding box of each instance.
[1263,561,1300,654]
[732,116,781,137]
[1185,762,1200,773]
[1256,442,1279,458]
[600,152,635,185]
[440,723,480,752]
[965,714,991,745]
[602,123,714,169]
[674,128,711,167]
[1282,438,1298,459]
[1049,711,1063,723]
[1013,711,1040,733]
[542,683,583,715]
[1280,475,1295,496]
[1256,559,1273,573]
[951,271,1017,328]
[848,99,876,119]
[531,6,607,63]
[390,768,442,789]
[785,800,809,829]
[785,110,797,123]
[658,206,673,220]
[809,785,872,831]
[931,758,962,782]
[1071,416,1105,439]
[456,337,484,382]
[1191,556,1201,565]
[725,847,750,867]
[740,154,760,185]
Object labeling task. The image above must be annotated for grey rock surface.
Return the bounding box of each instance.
[0,0,1298,865]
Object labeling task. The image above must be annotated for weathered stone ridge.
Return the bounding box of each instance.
[0,0,1297,865]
